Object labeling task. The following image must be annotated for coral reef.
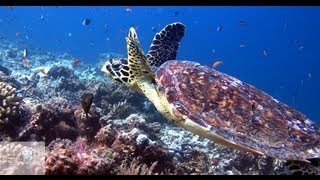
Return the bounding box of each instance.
[56,76,85,92]
[5,48,19,59]
[45,138,112,175]
[0,142,45,175]
[0,68,21,89]
[17,100,79,144]
[116,158,158,175]
[43,113,183,175]
[74,105,101,141]
[47,65,77,79]
[0,64,11,75]
[0,34,296,175]
[0,82,23,140]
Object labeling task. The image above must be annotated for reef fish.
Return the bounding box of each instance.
[213,60,223,69]
[81,93,94,118]
[82,19,91,26]
[23,49,28,59]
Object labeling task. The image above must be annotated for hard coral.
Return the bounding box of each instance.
[57,76,85,92]
[94,124,117,146]
[0,142,45,175]
[17,101,78,144]
[0,65,11,75]
[47,65,76,79]
[89,77,145,120]
[0,82,23,139]
[116,158,158,175]
[6,48,18,59]
[45,139,111,175]
[105,114,180,174]
[74,105,101,141]
[0,71,21,90]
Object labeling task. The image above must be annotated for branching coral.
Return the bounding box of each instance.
[104,100,130,121]
[116,158,158,175]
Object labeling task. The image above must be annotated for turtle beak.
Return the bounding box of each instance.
[101,60,113,78]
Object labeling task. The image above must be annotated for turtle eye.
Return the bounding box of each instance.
[112,63,122,70]
[111,59,123,70]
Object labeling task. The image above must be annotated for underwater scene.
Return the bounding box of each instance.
[0,6,320,175]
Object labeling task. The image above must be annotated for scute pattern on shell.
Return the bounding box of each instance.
[155,60,320,161]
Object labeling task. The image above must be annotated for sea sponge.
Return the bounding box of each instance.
[0,82,22,125]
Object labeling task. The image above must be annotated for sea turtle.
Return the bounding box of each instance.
[101,22,320,175]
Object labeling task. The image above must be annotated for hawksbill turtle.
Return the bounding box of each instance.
[101,22,320,175]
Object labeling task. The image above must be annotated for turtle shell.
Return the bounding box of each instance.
[155,60,320,161]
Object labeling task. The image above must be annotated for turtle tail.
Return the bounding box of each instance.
[286,158,320,175]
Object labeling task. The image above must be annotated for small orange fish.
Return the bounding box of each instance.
[71,58,81,66]
[15,32,21,37]
[213,60,223,69]
[22,59,29,68]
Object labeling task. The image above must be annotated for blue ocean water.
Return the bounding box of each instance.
[1,6,319,123]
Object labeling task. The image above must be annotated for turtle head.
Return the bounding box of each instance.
[101,58,131,85]
[101,57,144,93]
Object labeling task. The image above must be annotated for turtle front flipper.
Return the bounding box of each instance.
[286,159,320,175]
[146,22,185,69]
[126,27,154,81]
[126,27,174,120]
[101,22,185,90]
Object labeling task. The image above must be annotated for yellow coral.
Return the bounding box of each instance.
[0,82,22,124]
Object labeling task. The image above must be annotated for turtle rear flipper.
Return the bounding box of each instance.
[286,159,320,175]
[146,22,185,69]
